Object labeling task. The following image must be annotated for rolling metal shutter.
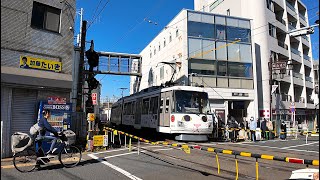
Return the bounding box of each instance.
[11,88,37,134]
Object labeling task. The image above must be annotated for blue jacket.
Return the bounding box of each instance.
[38,117,58,136]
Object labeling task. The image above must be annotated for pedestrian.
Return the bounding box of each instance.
[249,117,257,142]
[280,121,287,140]
[261,118,267,140]
[266,119,273,139]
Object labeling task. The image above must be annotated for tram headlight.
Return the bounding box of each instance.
[202,116,207,122]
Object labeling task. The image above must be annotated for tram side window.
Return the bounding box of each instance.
[165,97,169,113]
[142,98,149,114]
[124,103,128,115]
[160,98,164,113]
[150,96,159,114]
[128,102,132,115]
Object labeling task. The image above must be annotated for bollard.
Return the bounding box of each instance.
[255,158,259,180]
[306,132,308,144]
[215,153,220,174]
[125,134,127,148]
[119,133,121,146]
[129,137,132,152]
[138,139,140,155]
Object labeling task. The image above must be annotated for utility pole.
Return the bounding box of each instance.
[76,20,87,112]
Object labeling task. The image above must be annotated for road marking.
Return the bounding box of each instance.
[88,154,142,180]
[91,148,130,155]
[281,142,319,149]
[103,148,173,159]
[235,143,319,154]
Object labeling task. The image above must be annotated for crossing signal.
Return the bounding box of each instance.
[87,77,99,90]
[85,40,99,68]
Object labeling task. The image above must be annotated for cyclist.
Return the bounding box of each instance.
[36,109,59,157]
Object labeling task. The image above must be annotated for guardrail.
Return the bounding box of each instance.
[101,126,319,180]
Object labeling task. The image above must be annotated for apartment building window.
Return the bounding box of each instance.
[266,0,273,10]
[269,23,276,38]
[176,29,179,37]
[169,34,172,42]
[160,66,164,80]
[228,62,252,77]
[31,2,61,33]
[188,21,215,38]
[164,38,166,47]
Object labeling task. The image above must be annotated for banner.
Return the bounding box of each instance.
[20,56,62,72]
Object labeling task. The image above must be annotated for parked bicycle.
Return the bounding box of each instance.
[11,130,82,172]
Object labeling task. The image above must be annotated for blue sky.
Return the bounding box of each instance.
[74,0,319,101]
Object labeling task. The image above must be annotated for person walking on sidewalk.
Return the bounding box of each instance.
[249,117,257,142]
[261,118,267,140]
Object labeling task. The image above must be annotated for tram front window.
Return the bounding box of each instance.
[175,91,209,114]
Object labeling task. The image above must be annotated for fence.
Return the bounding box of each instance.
[99,127,318,180]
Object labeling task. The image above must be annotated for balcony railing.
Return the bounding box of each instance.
[276,16,286,25]
[291,48,301,56]
[305,76,313,82]
[288,24,296,30]
[286,1,296,12]
[303,54,310,61]
[278,41,288,49]
[280,93,292,102]
[299,13,306,21]
[293,72,303,79]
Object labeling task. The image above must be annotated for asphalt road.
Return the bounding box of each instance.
[1,136,319,180]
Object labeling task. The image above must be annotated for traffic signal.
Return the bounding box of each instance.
[85,49,99,68]
[86,95,94,113]
[85,40,99,70]
[87,77,99,90]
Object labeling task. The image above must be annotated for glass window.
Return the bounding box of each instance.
[238,19,250,29]
[188,12,201,22]
[169,34,172,42]
[201,14,214,24]
[31,2,61,33]
[176,29,179,37]
[188,21,215,38]
[142,99,149,114]
[215,16,226,25]
[226,18,238,27]
[202,39,215,59]
[226,26,251,42]
[228,62,252,77]
[216,41,227,60]
[228,43,240,61]
[269,23,276,38]
[216,25,226,40]
[164,39,166,47]
[217,61,227,76]
[160,66,164,80]
[189,59,216,75]
[240,44,252,62]
[175,91,209,114]
[188,38,202,58]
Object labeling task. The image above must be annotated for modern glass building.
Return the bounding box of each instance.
[132,9,257,125]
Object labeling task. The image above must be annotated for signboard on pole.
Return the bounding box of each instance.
[290,102,295,112]
[272,62,287,70]
[271,85,278,94]
[92,93,97,105]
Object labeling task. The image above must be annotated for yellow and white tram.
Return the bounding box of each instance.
[111,86,216,141]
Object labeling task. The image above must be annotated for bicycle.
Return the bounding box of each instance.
[13,130,82,173]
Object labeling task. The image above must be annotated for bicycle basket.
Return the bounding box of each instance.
[11,132,33,154]
[62,130,76,145]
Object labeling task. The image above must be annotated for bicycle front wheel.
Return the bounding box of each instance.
[59,145,82,168]
[13,149,37,172]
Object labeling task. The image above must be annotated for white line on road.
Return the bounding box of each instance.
[235,143,319,154]
[281,142,319,149]
[88,154,142,180]
[103,148,173,159]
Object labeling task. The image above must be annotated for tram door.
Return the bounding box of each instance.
[159,92,172,127]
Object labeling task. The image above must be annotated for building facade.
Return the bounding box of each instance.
[131,9,257,126]
[1,0,75,158]
[195,0,317,131]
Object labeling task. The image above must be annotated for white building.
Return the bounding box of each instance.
[131,9,257,125]
[195,0,317,131]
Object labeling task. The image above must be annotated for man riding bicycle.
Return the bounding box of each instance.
[36,109,59,157]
